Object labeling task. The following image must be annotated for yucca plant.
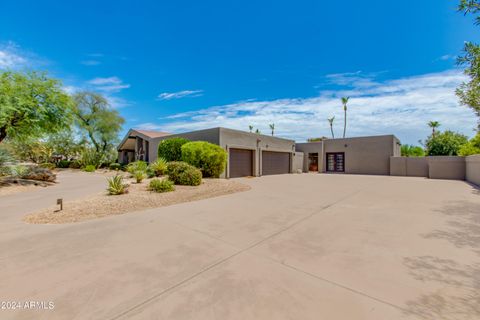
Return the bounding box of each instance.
[148,158,167,176]
[107,175,128,195]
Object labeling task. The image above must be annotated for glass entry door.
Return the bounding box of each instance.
[326,152,345,172]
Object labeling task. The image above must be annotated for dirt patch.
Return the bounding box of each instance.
[23,178,250,224]
[0,177,54,196]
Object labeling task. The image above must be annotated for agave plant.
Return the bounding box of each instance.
[148,158,167,176]
[107,175,128,195]
[133,170,146,183]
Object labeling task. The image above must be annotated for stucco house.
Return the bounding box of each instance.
[117,127,401,178]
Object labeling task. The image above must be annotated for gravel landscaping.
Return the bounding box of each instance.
[23,177,250,224]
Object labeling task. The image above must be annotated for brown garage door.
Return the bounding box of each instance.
[262,151,290,175]
[229,148,253,178]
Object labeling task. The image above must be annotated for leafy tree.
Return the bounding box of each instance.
[158,137,190,161]
[327,116,335,138]
[427,121,440,137]
[457,1,480,128]
[401,144,425,157]
[0,71,73,143]
[45,129,83,160]
[7,137,54,163]
[458,132,480,155]
[72,92,124,153]
[269,123,275,136]
[425,130,468,156]
[341,97,349,138]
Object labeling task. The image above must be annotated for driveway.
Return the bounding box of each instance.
[1,173,479,319]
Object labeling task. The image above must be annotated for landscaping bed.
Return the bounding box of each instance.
[23,177,250,224]
[0,177,55,196]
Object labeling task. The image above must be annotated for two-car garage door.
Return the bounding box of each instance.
[261,151,290,176]
[229,149,291,177]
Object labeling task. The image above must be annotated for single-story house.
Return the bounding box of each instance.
[118,127,401,178]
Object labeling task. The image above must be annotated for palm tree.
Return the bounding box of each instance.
[428,121,440,136]
[341,97,349,138]
[255,128,261,134]
[248,125,253,133]
[269,123,275,136]
[327,116,335,139]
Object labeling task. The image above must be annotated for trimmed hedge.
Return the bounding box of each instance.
[84,165,96,172]
[109,163,122,170]
[165,161,202,186]
[158,138,190,162]
[148,178,175,193]
[181,141,227,178]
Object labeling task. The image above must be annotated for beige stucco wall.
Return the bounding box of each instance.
[428,156,466,180]
[292,152,304,173]
[295,142,323,172]
[323,135,398,175]
[390,157,429,177]
[466,154,480,186]
[390,157,406,176]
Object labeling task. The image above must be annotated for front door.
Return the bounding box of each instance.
[308,153,318,171]
[326,152,345,172]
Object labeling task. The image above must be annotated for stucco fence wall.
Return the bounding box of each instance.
[391,156,479,185]
[292,152,304,173]
[466,155,480,186]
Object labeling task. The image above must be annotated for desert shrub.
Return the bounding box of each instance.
[425,131,468,156]
[148,178,175,193]
[146,167,156,178]
[0,148,13,167]
[39,163,56,170]
[84,165,96,172]
[133,170,146,183]
[10,165,29,178]
[79,148,104,168]
[56,160,71,168]
[109,163,122,171]
[181,141,227,178]
[107,175,129,195]
[148,158,167,176]
[69,160,82,169]
[165,161,202,186]
[22,167,56,182]
[158,138,190,162]
[126,161,148,174]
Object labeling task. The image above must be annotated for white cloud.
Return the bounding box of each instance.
[87,76,130,93]
[157,90,203,100]
[144,69,476,145]
[81,60,101,66]
[0,42,29,69]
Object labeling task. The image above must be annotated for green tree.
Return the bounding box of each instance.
[425,130,468,156]
[401,144,425,157]
[341,97,349,138]
[46,129,82,160]
[269,123,275,136]
[458,132,480,155]
[248,125,253,133]
[0,71,73,143]
[428,121,440,137]
[72,92,124,153]
[457,1,480,128]
[327,116,335,139]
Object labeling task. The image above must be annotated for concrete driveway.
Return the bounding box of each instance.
[1,173,479,319]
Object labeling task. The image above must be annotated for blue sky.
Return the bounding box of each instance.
[0,0,478,144]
